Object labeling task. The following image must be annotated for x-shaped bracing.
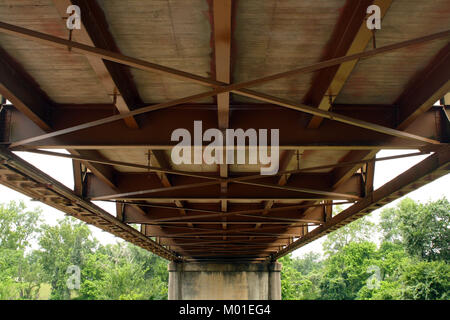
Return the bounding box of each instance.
[20,149,429,205]
[0,21,448,149]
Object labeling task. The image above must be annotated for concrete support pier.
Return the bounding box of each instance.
[168,262,282,300]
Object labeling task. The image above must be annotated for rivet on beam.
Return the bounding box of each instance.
[108,89,121,111]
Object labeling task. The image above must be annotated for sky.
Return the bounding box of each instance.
[0,148,449,257]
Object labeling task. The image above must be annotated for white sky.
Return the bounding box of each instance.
[0,149,449,256]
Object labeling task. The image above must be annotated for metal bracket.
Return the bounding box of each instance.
[372,29,377,49]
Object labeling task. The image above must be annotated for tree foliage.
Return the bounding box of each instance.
[322,216,375,255]
[0,197,448,300]
[280,197,450,300]
[0,201,168,300]
[0,201,42,299]
[77,242,168,300]
[39,217,97,299]
[380,198,450,261]
[0,201,41,250]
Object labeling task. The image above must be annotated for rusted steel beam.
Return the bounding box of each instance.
[0,20,446,99]
[323,200,333,223]
[8,89,439,147]
[185,256,268,260]
[107,200,349,222]
[123,202,342,225]
[72,159,83,197]
[212,0,232,129]
[0,46,52,131]
[69,149,115,188]
[363,161,376,197]
[149,150,191,226]
[159,238,288,246]
[0,45,118,190]
[0,148,179,261]
[177,243,282,249]
[396,43,450,129]
[82,162,361,202]
[179,249,278,254]
[305,0,393,128]
[151,221,311,225]
[144,224,306,238]
[1,22,447,146]
[110,196,345,202]
[212,0,232,225]
[18,148,431,199]
[259,151,296,215]
[254,150,297,236]
[17,148,219,180]
[90,175,360,201]
[52,0,142,128]
[5,105,443,150]
[332,42,450,190]
[133,213,321,225]
[273,148,450,260]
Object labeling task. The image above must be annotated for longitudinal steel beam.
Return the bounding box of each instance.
[212,0,233,236]
[213,0,232,130]
[0,148,180,261]
[0,22,447,147]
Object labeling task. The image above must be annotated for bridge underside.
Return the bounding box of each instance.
[0,0,449,264]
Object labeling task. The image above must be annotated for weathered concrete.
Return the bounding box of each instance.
[168,262,282,300]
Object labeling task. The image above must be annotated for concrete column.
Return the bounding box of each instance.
[168,262,282,300]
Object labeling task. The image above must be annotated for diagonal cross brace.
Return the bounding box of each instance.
[0,22,447,147]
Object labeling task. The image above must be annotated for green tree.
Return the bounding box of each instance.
[77,242,169,300]
[319,242,377,300]
[399,260,450,300]
[291,252,322,275]
[38,217,97,300]
[380,198,450,261]
[322,216,375,255]
[357,279,403,300]
[77,251,110,300]
[0,201,41,250]
[280,254,322,300]
[0,201,42,300]
[16,251,44,299]
[356,242,409,300]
